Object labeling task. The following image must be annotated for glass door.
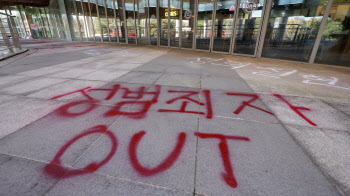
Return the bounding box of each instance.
[232,0,264,55]
[136,0,149,44]
[212,0,235,53]
[159,0,169,46]
[125,0,136,44]
[181,0,195,48]
[169,0,180,47]
[149,0,158,45]
[196,0,213,50]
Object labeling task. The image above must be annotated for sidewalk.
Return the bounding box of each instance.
[0,41,349,196]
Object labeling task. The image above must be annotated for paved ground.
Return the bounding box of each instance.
[0,40,349,196]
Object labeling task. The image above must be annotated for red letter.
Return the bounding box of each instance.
[273,93,317,126]
[195,132,250,188]
[226,93,274,115]
[44,125,117,178]
[129,131,186,176]
[57,100,99,117]
[50,87,94,100]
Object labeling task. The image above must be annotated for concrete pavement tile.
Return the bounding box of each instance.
[156,74,200,88]
[104,63,143,71]
[0,154,60,196]
[78,70,129,81]
[73,112,198,192]
[320,98,350,116]
[17,67,68,77]
[195,116,340,196]
[0,77,68,95]
[236,73,312,97]
[198,89,278,123]
[0,75,34,88]
[260,94,350,131]
[114,71,162,84]
[0,104,119,165]
[74,61,116,69]
[50,60,86,68]
[201,64,241,77]
[285,124,350,195]
[28,79,107,100]
[0,94,17,105]
[201,75,252,92]
[133,63,169,73]
[166,64,202,75]
[0,97,64,139]
[48,68,99,79]
[46,172,193,196]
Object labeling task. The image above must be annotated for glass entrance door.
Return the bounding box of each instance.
[196,0,213,50]
[212,0,235,52]
[232,0,265,55]
[136,0,149,45]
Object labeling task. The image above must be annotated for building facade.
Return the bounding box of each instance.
[2,0,350,67]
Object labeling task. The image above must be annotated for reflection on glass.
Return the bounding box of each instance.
[136,0,149,44]
[181,0,195,48]
[39,8,52,38]
[25,6,46,38]
[196,0,213,50]
[315,2,350,67]
[19,5,32,37]
[262,0,326,61]
[117,0,126,43]
[159,0,168,46]
[125,0,136,44]
[98,0,108,41]
[170,0,180,47]
[149,0,157,45]
[82,0,94,41]
[90,0,101,41]
[213,0,235,52]
[233,0,263,55]
[76,0,87,40]
[106,0,117,42]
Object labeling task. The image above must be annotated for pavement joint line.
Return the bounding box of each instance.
[192,61,204,195]
[83,171,196,195]
[0,152,53,165]
[314,96,350,119]
[70,115,124,167]
[222,56,345,195]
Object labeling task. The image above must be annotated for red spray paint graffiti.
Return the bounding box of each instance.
[57,100,99,117]
[273,94,317,126]
[129,131,187,176]
[226,93,274,115]
[158,90,213,119]
[195,132,250,188]
[44,125,117,179]
[104,85,161,119]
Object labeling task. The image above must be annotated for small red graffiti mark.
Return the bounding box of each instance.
[195,132,250,188]
[129,131,186,176]
[44,125,117,178]
[104,85,161,119]
[226,93,274,115]
[273,94,317,126]
[158,90,213,119]
[57,100,99,117]
[50,87,93,100]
